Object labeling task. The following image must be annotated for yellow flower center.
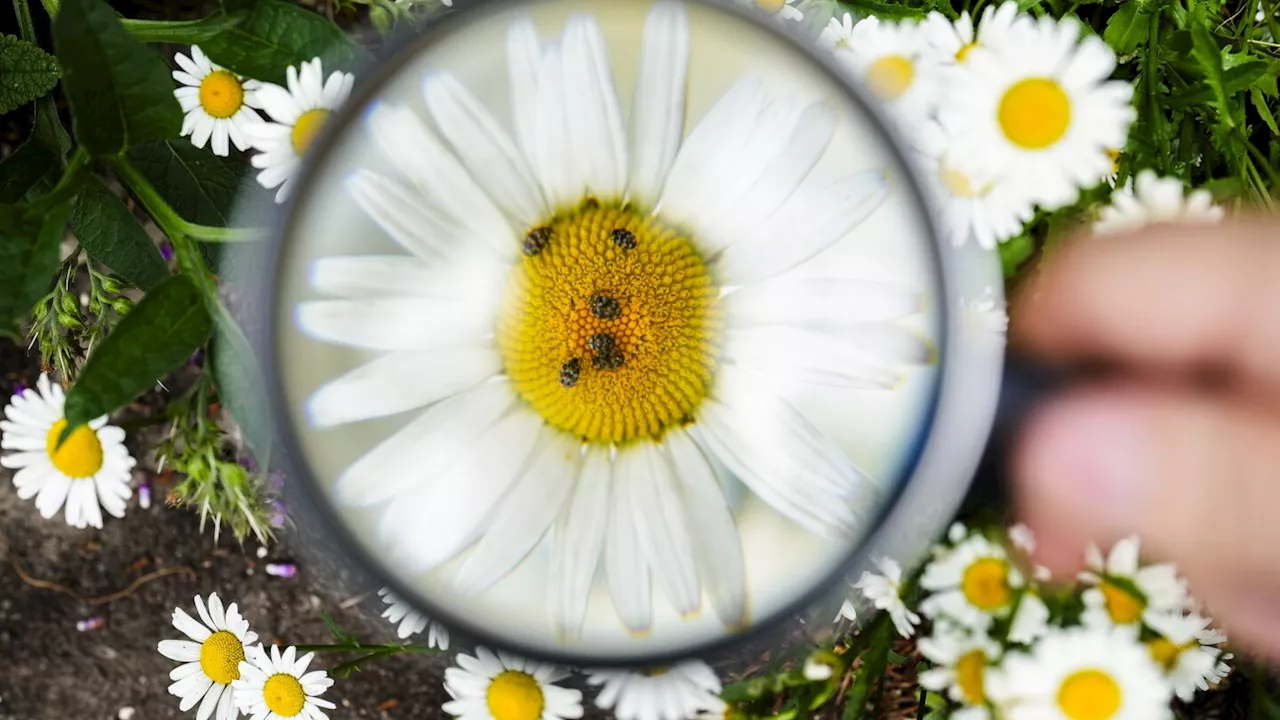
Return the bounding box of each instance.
[45,419,104,478]
[199,631,245,685]
[198,70,245,119]
[961,557,1012,611]
[497,203,720,445]
[486,670,545,720]
[1100,581,1144,624]
[263,673,307,717]
[1057,669,1122,720]
[291,109,331,156]
[1106,148,1121,174]
[998,77,1071,150]
[956,42,980,62]
[866,55,916,100]
[1147,638,1190,670]
[955,650,987,704]
[755,0,786,12]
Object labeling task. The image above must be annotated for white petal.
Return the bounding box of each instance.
[190,114,215,150]
[158,639,203,662]
[345,170,464,261]
[506,16,542,168]
[531,47,575,210]
[722,324,929,390]
[551,447,611,636]
[624,444,700,615]
[173,607,212,642]
[196,682,224,720]
[210,122,230,157]
[628,1,690,208]
[606,455,652,632]
[35,472,71,519]
[725,277,920,328]
[308,255,441,299]
[295,297,494,353]
[173,52,202,80]
[561,14,628,200]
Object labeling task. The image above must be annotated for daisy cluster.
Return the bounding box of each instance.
[846,524,1232,719]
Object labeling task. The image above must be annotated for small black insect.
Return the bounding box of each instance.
[559,357,582,388]
[589,293,621,321]
[523,227,552,257]
[581,197,600,211]
[587,333,615,353]
[592,348,626,370]
[611,228,637,250]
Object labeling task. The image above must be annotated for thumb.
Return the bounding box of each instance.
[1012,385,1280,658]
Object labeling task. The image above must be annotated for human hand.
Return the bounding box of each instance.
[1009,219,1280,660]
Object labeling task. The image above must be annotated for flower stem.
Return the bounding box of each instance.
[12,0,36,41]
[291,642,440,653]
[120,14,245,44]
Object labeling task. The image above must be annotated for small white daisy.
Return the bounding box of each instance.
[918,625,1001,712]
[172,45,263,157]
[586,661,724,720]
[987,625,1173,720]
[1079,535,1190,631]
[853,556,921,638]
[921,2,1026,64]
[158,593,259,720]
[920,533,1025,632]
[1144,611,1232,702]
[942,15,1135,210]
[833,598,857,624]
[246,58,354,203]
[0,373,135,529]
[834,17,945,123]
[233,644,335,720]
[742,0,804,21]
[818,12,856,52]
[377,587,450,649]
[1093,170,1224,235]
[443,646,582,720]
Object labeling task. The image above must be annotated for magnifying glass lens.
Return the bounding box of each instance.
[271,0,946,663]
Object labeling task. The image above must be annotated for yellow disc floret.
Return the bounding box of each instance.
[199,630,245,685]
[263,673,306,717]
[291,109,331,156]
[955,650,987,704]
[497,203,720,445]
[961,557,1013,611]
[46,419,104,478]
[486,671,545,720]
[199,70,245,119]
[866,55,916,100]
[1056,669,1122,720]
[1100,581,1144,625]
[998,77,1071,150]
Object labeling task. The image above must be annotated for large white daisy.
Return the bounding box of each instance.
[0,373,135,529]
[1143,611,1231,702]
[1092,170,1224,235]
[300,4,926,635]
[247,58,354,203]
[443,647,582,720]
[586,661,724,720]
[1079,536,1190,632]
[942,15,1135,210]
[832,17,945,123]
[172,45,263,157]
[233,645,335,720]
[158,593,259,720]
[377,587,450,649]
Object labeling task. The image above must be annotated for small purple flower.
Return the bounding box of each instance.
[76,616,105,632]
[238,455,258,473]
[137,481,152,510]
[12,382,26,397]
[268,498,287,528]
[265,562,297,578]
[266,470,285,493]
[160,241,174,261]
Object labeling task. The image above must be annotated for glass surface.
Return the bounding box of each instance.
[271,0,954,660]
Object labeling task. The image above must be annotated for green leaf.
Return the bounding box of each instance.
[1103,2,1150,55]
[1000,233,1035,278]
[0,35,61,114]
[0,202,72,332]
[63,274,213,428]
[126,140,249,227]
[33,95,72,159]
[0,141,60,204]
[211,310,272,458]
[1188,11,1234,129]
[842,621,892,720]
[69,175,170,290]
[52,0,182,155]
[201,0,372,84]
[1253,88,1279,135]
[1163,62,1270,108]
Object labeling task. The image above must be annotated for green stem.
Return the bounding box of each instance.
[183,223,264,243]
[120,14,245,44]
[13,0,36,42]
[291,643,440,653]
[1262,0,1280,51]
[36,0,56,19]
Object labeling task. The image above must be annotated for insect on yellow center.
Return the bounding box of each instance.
[961,557,1012,611]
[198,71,245,119]
[199,631,245,685]
[1099,581,1144,624]
[998,77,1071,150]
[956,42,980,62]
[497,203,720,445]
[866,55,916,100]
[1056,669,1122,720]
[955,650,987,704]
[486,670,545,720]
[45,419,104,478]
[263,673,307,717]
[291,109,331,156]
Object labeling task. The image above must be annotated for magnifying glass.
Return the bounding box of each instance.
[251,0,1008,667]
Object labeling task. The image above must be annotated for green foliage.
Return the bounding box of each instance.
[1103,2,1150,55]
[62,274,212,430]
[126,140,249,228]
[0,141,60,204]
[0,201,72,334]
[69,175,171,290]
[211,313,273,459]
[0,35,60,114]
[51,0,181,155]
[842,619,893,720]
[200,0,372,83]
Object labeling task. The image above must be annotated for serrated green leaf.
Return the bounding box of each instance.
[0,202,72,332]
[126,140,249,227]
[0,141,60,204]
[63,274,213,428]
[1163,61,1269,108]
[1189,12,1235,129]
[1103,2,1150,55]
[1253,88,1279,135]
[201,0,371,84]
[0,35,61,114]
[211,310,272,458]
[69,175,170,290]
[52,0,182,155]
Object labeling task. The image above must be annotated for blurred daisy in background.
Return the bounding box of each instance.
[443,647,582,720]
[377,587,450,649]
[0,373,134,529]
[586,661,724,720]
[818,12,856,51]
[157,593,258,720]
[1079,535,1189,632]
[1144,611,1232,701]
[172,45,262,156]
[233,644,335,720]
[920,532,1024,632]
[918,624,1001,717]
[743,0,804,22]
[832,17,945,122]
[853,556,920,638]
[921,2,1026,65]
[1093,170,1224,234]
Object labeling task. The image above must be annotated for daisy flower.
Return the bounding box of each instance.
[921,2,1026,64]
[942,15,1135,210]
[833,598,857,624]
[0,373,135,529]
[918,625,1001,716]
[303,4,925,634]
[377,587,449,649]
[853,557,921,638]
[233,644,335,720]
[818,12,856,51]
[920,533,1026,632]
[443,647,582,720]
[586,661,724,720]
[1092,170,1224,235]
[1144,611,1231,701]
[246,58,354,203]
[832,17,945,124]
[741,0,803,21]
[1079,536,1189,632]
[157,593,258,720]
[986,626,1173,720]
[172,45,262,157]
